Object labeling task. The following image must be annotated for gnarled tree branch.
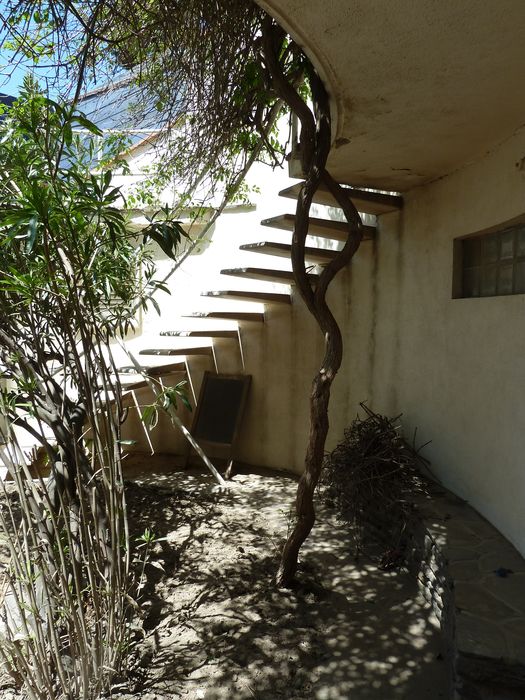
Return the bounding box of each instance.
[261,18,364,588]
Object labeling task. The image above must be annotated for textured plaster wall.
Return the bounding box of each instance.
[328,126,525,557]
[118,156,325,473]
[120,125,525,557]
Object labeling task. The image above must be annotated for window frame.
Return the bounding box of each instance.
[453,218,525,299]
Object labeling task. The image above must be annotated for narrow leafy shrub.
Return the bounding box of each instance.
[0,432,131,700]
[0,82,183,699]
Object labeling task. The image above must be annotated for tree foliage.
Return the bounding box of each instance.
[0,1,303,210]
[0,1,365,591]
[0,83,184,698]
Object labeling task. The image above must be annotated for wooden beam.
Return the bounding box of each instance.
[240,241,337,265]
[139,346,213,357]
[184,311,265,322]
[160,330,238,339]
[220,266,318,285]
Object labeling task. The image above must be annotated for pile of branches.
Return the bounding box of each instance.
[321,404,431,567]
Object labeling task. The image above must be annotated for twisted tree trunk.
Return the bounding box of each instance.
[261,17,364,587]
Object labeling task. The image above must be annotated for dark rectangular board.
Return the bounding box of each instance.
[192,372,251,447]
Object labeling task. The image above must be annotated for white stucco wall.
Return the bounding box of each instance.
[116,152,326,470]
[119,123,525,557]
[327,126,525,557]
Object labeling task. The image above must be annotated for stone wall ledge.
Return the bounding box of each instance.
[411,483,525,700]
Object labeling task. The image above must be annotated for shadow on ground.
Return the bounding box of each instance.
[121,466,450,700]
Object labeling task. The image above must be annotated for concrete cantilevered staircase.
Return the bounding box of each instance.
[116,181,403,452]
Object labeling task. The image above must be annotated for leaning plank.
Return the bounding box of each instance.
[119,343,227,487]
[139,346,213,357]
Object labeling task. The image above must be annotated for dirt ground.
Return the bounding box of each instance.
[112,464,450,700]
[0,462,450,699]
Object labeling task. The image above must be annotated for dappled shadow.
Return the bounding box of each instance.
[121,468,450,700]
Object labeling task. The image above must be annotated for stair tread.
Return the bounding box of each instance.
[147,361,188,376]
[279,182,403,215]
[121,379,149,392]
[184,311,264,322]
[202,290,291,305]
[240,241,337,264]
[261,213,376,242]
[221,266,318,284]
[160,330,238,339]
[119,361,187,376]
[139,346,213,357]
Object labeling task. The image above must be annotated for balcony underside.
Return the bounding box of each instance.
[258,0,525,191]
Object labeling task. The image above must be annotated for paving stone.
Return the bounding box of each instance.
[455,612,510,658]
[446,546,478,562]
[461,518,501,540]
[454,581,516,619]
[502,618,525,638]
[474,537,511,555]
[456,653,525,696]
[449,560,480,582]
[433,501,479,522]
[416,504,451,523]
[445,517,482,540]
[445,521,483,547]
[482,573,525,616]
[412,481,525,698]
[506,630,525,666]
[478,550,525,574]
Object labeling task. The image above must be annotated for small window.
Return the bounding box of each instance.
[457,223,525,298]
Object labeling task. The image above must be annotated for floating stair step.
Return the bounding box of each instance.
[147,361,187,376]
[99,376,148,392]
[220,267,318,285]
[261,214,376,242]
[279,182,403,215]
[121,379,148,392]
[185,311,265,323]
[160,330,238,339]
[139,346,213,357]
[202,290,291,305]
[240,241,337,265]
[119,361,187,376]
[119,366,143,375]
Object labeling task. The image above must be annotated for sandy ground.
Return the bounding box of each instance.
[112,466,450,700]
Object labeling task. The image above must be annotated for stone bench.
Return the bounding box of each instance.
[411,481,525,699]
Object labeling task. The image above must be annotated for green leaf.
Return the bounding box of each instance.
[72,113,103,137]
[25,216,39,253]
[141,404,158,429]
[63,120,72,146]
[150,296,161,315]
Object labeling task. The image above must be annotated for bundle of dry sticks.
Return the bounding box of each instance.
[321,403,432,566]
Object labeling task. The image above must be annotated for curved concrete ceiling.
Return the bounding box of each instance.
[258,0,525,191]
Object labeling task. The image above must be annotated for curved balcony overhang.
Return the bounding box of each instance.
[258,0,525,191]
